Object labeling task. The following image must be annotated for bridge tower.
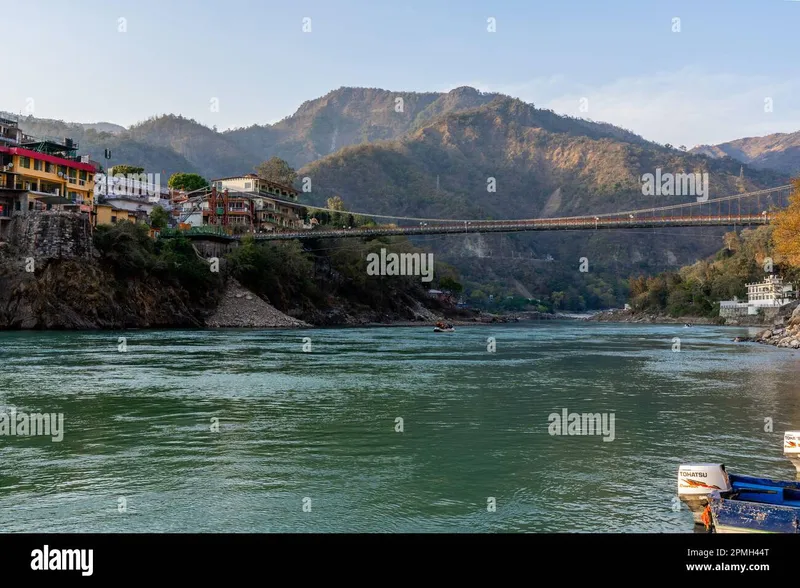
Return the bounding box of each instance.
[208,187,230,230]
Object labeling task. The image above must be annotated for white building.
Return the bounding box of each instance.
[719,275,795,317]
[95,171,173,217]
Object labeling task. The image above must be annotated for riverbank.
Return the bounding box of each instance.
[732,302,800,348]
[588,307,788,328]
[589,308,726,326]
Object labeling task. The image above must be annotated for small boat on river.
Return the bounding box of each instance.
[677,432,800,533]
[433,321,455,333]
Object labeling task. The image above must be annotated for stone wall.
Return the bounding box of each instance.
[4,211,94,260]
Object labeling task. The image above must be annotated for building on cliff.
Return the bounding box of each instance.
[719,274,796,318]
[0,117,98,236]
[93,203,135,226]
[209,175,306,231]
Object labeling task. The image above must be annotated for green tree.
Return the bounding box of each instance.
[168,173,209,192]
[439,276,463,294]
[149,205,169,230]
[327,196,345,225]
[110,165,145,176]
[255,157,297,187]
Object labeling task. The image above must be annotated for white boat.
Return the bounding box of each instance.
[677,432,800,533]
[433,324,455,332]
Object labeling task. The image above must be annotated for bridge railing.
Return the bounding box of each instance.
[159,225,231,238]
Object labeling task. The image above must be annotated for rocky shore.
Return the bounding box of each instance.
[589,308,723,325]
[733,301,800,348]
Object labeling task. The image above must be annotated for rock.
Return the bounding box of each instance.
[757,329,773,340]
[792,340,800,349]
[206,279,311,328]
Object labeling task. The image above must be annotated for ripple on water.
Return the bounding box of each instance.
[0,323,798,532]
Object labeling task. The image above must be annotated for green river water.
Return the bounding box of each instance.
[0,322,798,532]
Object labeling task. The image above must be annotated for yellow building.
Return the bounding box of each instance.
[93,204,135,226]
[0,131,97,212]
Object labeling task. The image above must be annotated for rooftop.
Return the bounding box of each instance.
[212,174,299,195]
[0,145,97,172]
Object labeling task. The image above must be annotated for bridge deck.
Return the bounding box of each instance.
[160,214,771,241]
[248,214,770,241]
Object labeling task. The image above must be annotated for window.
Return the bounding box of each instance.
[19,156,30,168]
[33,160,42,171]
[245,182,252,190]
[58,165,66,175]
[80,171,87,181]
[111,216,117,223]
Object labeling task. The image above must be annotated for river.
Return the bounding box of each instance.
[1,322,798,532]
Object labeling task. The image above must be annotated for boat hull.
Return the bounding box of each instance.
[709,487,800,533]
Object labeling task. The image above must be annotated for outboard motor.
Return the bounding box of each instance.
[677,464,732,524]
[784,431,800,476]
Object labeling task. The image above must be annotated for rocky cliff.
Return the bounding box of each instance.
[0,213,211,329]
[0,213,448,330]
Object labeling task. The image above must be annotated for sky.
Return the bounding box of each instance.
[3,0,800,147]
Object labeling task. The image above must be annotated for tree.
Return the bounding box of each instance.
[772,179,800,266]
[551,291,565,310]
[722,231,741,252]
[439,276,463,294]
[326,195,346,225]
[110,165,145,176]
[168,173,209,192]
[255,157,297,187]
[149,205,169,230]
[326,195,345,211]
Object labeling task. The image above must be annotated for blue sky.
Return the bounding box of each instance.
[4,0,800,146]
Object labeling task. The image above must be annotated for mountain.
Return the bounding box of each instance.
[5,114,199,177]
[691,131,800,176]
[297,96,788,307]
[127,115,254,179]
[3,89,793,309]
[223,86,505,169]
[300,96,785,219]
[0,112,125,136]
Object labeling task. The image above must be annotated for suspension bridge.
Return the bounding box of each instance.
[160,184,794,242]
